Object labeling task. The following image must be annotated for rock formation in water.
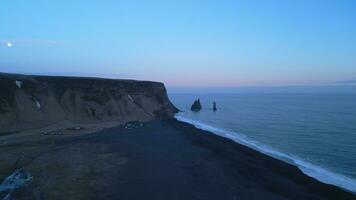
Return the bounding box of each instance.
[0,72,178,133]
[191,99,202,111]
[213,101,217,111]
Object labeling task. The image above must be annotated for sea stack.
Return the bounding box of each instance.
[213,101,217,111]
[191,99,202,111]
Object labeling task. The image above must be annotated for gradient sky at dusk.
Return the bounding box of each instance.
[1,0,356,87]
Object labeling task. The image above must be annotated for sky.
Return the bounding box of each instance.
[1,0,356,88]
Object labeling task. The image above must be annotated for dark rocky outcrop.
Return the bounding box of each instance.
[124,121,144,129]
[0,72,178,133]
[213,101,217,111]
[190,99,202,111]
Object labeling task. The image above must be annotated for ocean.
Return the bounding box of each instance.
[169,93,356,192]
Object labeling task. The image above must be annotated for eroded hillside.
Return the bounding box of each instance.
[0,73,178,133]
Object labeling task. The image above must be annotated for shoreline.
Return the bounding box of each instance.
[175,114,356,194]
[1,119,355,199]
[170,120,356,199]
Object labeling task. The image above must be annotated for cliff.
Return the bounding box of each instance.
[0,72,178,133]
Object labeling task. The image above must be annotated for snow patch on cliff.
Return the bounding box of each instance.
[15,80,22,88]
[34,99,41,109]
[128,95,134,103]
[0,169,32,192]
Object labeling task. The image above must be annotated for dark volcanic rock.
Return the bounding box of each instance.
[5,120,354,200]
[0,72,178,133]
[191,99,202,111]
[124,121,144,129]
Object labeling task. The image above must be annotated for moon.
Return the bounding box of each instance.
[7,43,12,47]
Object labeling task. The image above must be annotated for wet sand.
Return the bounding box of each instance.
[1,120,355,200]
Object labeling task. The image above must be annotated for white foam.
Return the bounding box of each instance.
[175,113,356,193]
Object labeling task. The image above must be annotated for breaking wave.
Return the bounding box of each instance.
[175,114,356,193]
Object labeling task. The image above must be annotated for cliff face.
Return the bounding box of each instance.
[0,73,178,133]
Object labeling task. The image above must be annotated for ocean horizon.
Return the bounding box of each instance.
[2,0,356,198]
[169,93,356,193]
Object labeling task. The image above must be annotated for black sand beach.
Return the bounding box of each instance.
[1,119,355,200]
